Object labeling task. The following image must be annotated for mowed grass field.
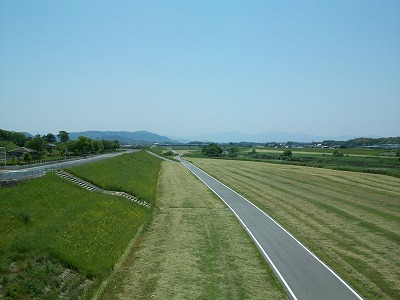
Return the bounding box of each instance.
[188,158,400,300]
[102,161,287,300]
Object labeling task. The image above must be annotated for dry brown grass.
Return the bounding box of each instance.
[101,162,286,300]
[189,158,400,300]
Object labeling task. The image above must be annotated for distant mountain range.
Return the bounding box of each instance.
[19,130,384,144]
[174,131,360,143]
[68,131,177,144]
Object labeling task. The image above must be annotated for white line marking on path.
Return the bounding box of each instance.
[182,160,364,300]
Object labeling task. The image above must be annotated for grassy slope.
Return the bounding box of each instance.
[67,151,161,204]
[189,158,400,300]
[0,174,149,299]
[0,151,162,299]
[102,162,287,300]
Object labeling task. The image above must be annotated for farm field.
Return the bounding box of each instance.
[101,161,287,299]
[179,144,400,178]
[188,158,400,300]
[257,147,389,156]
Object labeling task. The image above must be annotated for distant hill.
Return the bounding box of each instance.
[68,131,177,144]
[183,131,358,143]
[22,132,34,138]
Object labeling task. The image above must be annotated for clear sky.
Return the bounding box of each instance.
[1,0,399,139]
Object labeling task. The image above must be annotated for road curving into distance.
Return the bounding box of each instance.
[181,159,363,300]
[0,149,140,182]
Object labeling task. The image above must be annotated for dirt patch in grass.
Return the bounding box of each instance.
[101,162,286,300]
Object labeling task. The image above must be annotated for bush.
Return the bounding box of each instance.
[333,150,344,157]
[283,149,292,157]
[23,153,32,162]
[164,150,174,156]
[202,143,223,157]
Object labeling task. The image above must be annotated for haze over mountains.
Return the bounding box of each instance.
[67,131,177,144]
[60,130,362,144]
[173,131,361,143]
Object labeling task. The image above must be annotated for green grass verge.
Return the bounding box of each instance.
[0,151,162,299]
[0,173,151,299]
[189,158,400,300]
[102,162,287,299]
[66,151,162,205]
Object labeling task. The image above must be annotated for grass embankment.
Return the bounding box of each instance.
[0,151,161,299]
[102,162,287,299]
[67,150,161,205]
[189,158,400,300]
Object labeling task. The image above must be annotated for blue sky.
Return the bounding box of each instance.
[1,0,399,139]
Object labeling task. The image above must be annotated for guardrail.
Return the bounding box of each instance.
[0,165,61,182]
[0,150,135,183]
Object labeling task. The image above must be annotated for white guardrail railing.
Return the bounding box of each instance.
[0,165,61,182]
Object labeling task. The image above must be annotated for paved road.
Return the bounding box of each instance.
[0,150,138,181]
[181,159,363,300]
[145,150,174,162]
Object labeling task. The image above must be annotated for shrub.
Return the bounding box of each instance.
[333,150,344,157]
[283,149,292,157]
[23,153,32,162]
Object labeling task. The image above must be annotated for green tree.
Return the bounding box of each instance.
[58,142,69,157]
[102,140,119,151]
[283,149,292,157]
[57,131,69,143]
[25,135,47,158]
[92,140,104,153]
[75,136,92,155]
[23,152,32,162]
[396,149,400,161]
[202,143,223,157]
[228,146,240,157]
[67,140,78,155]
[10,132,27,146]
[45,133,56,143]
[0,129,27,146]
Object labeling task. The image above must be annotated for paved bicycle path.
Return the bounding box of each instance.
[181,159,363,300]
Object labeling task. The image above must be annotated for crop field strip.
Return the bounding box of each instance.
[189,158,400,300]
[101,162,287,299]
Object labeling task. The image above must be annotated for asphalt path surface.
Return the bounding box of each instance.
[181,159,363,300]
[0,150,139,181]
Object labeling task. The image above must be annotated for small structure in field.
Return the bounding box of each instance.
[8,147,37,161]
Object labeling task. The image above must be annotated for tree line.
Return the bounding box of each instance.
[0,129,119,159]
